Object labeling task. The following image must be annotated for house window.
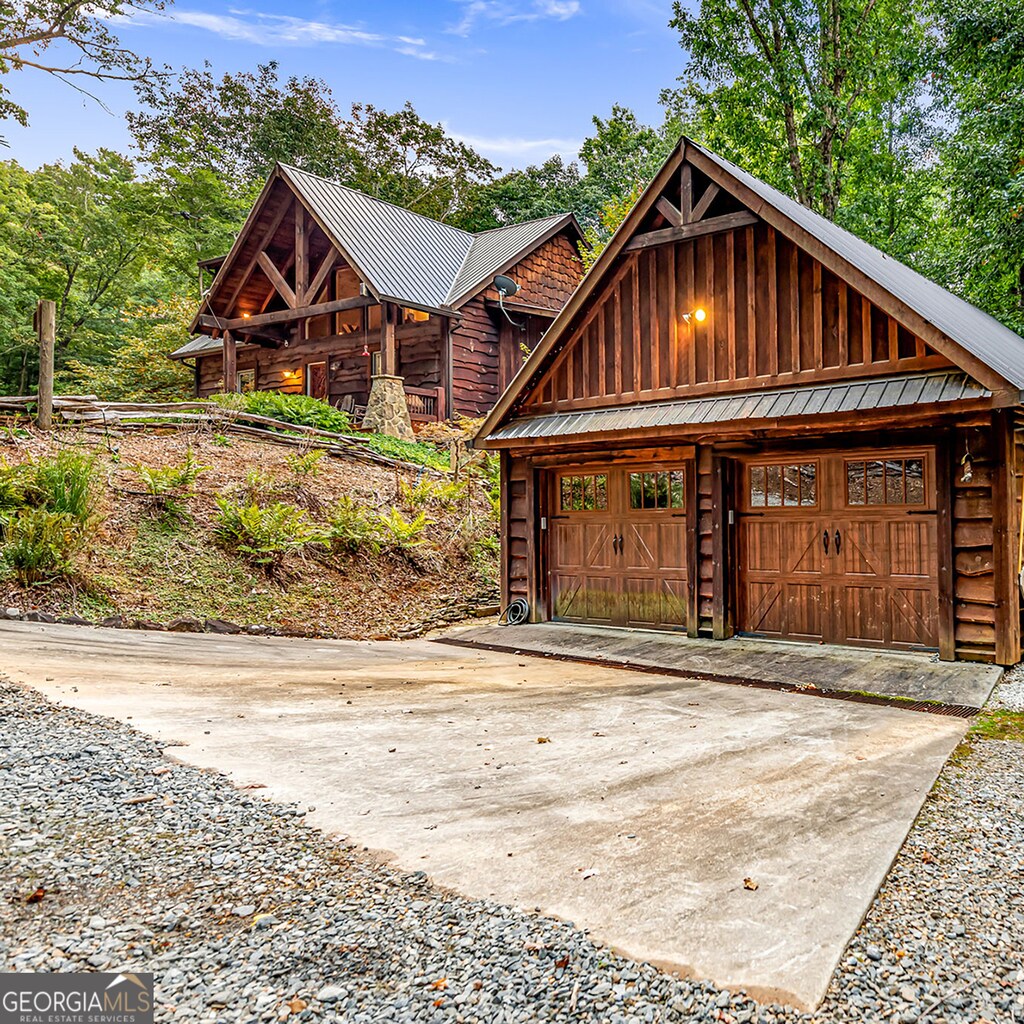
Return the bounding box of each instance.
[402,308,430,323]
[749,463,817,507]
[846,458,925,506]
[236,369,255,393]
[559,474,608,512]
[371,351,382,376]
[629,471,685,509]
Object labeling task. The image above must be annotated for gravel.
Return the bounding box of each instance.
[2,677,1022,1023]
[989,660,1024,712]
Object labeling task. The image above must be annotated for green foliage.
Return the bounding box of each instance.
[284,448,327,478]
[24,450,98,525]
[325,496,382,555]
[375,507,432,554]
[213,498,319,569]
[399,475,468,510]
[932,0,1024,333]
[212,390,352,434]
[212,434,231,447]
[59,297,195,401]
[135,449,208,520]
[0,509,85,584]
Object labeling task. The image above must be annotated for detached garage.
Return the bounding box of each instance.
[475,138,1024,665]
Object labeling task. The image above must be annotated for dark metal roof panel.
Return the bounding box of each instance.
[485,371,991,441]
[282,165,472,311]
[691,141,1024,389]
[446,215,570,307]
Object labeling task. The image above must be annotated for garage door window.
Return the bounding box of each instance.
[629,470,685,510]
[846,458,924,506]
[560,474,608,512]
[749,463,816,508]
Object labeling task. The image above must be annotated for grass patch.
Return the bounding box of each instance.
[969,708,1024,743]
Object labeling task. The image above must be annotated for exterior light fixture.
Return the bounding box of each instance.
[361,341,371,357]
[682,307,707,325]
[242,313,251,319]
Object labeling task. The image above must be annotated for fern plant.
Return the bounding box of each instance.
[375,507,432,553]
[26,451,98,525]
[135,449,208,519]
[326,496,381,555]
[1,508,84,584]
[284,448,327,479]
[213,499,320,570]
[399,475,468,510]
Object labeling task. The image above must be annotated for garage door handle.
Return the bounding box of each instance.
[822,530,830,554]
[834,529,842,554]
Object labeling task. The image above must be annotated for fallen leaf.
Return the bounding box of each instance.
[286,998,306,1013]
[555,955,570,969]
[432,998,445,1008]
[430,978,448,991]
[537,737,551,744]
[743,878,758,891]
[26,888,45,904]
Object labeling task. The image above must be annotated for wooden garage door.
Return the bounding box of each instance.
[549,467,689,630]
[736,450,939,651]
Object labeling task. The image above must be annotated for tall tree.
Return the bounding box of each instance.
[667,0,934,221]
[0,0,168,131]
[933,0,1024,331]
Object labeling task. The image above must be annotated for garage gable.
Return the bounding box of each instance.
[478,138,1024,442]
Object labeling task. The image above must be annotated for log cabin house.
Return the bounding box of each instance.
[476,138,1024,665]
[170,163,584,436]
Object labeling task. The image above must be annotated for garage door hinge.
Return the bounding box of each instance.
[540,516,547,530]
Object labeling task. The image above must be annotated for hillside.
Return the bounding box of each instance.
[0,424,499,638]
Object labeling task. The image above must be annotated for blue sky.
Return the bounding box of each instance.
[5,0,687,172]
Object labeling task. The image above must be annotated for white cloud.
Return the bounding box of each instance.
[451,131,583,166]
[115,7,444,59]
[448,0,581,37]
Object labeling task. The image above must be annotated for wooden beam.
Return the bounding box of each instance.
[936,432,956,661]
[655,196,683,227]
[256,251,297,308]
[295,205,308,305]
[993,410,1022,665]
[223,330,237,393]
[380,300,397,375]
[199,294,373,333]
[680,162,694,223]
[625,211,758,252]
[220,197,291,319]
[691,184,720,222]
[306,247,338,304]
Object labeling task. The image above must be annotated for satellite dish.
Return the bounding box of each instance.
[494,274,520,298]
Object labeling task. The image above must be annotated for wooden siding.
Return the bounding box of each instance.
[525,224,952,413]
[451,232,583,418]
[506,457,531,603]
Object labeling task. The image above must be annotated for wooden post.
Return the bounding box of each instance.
[993,410,1022,665]
[380,302,397,376]
[222,330,237,393]
[935,432,957,662]
[294,204,308,305]
[35,299,55,431]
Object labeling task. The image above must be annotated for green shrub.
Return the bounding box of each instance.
[213,498,319,569]
[285,448,327,478]
[399,475,467,510]
[326,496,381,555]
[27,451,98,524]
[135,449,208,519]
[212,390,352,434]
[1,508,84,584]
[212,433,231,447]
[0,463,27,518]
[209,391,448,470]
[375,507,432,553]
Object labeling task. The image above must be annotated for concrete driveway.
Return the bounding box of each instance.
[0,621,965,1010]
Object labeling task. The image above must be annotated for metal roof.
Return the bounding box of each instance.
[282,164,473,312]
[170,336,247,360]
[445,215,573,307]
[689,141,1024,390]
[486,371,991,442]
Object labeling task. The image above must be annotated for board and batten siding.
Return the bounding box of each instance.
[523,225,951,415]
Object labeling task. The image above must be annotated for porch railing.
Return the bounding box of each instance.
[404,385,446,424]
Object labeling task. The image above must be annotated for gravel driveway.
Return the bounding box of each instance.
[2,672,1023,1022]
